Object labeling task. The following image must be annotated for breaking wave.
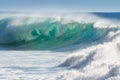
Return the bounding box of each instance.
[0,13,120,80]
[0,14,119,50]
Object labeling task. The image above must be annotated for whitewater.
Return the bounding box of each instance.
[0,13,120,80]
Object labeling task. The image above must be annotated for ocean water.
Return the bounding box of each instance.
[0,13,120,80]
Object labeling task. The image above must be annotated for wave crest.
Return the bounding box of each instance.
[0,16,119,49]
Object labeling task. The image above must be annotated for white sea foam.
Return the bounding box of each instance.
[55,28,120,80]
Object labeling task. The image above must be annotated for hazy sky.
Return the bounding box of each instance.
[0,0,120,12]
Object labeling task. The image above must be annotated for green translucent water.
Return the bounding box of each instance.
[0,17,108,49]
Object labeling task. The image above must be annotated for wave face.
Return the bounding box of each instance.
[0,14,119,50]
[0,13,120,80]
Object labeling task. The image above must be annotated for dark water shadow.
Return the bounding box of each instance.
[93,12,120,20]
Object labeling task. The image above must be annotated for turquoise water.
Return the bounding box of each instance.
[0,17,109,50]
